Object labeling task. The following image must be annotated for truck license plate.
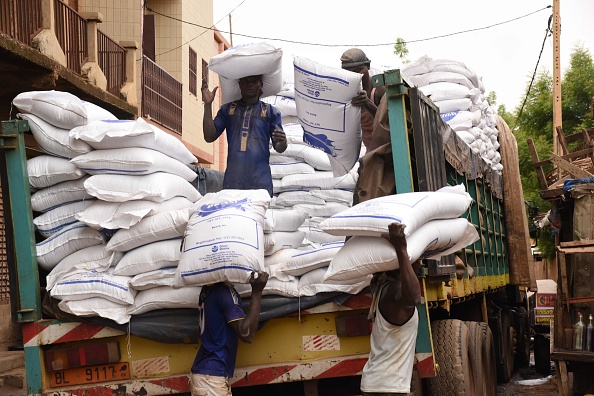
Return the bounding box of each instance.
[50,362,130,387]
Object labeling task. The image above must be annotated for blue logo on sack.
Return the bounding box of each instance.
[212,246,219,252]
[304,132,339,157]
[197,198,249,217]
[315,91,320,97]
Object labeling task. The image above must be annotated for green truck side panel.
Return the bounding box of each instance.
[1,120,42,322]
[380,71,434,359]
[1,120,44,394]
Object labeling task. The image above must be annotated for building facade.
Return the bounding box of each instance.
[0,0,229,345]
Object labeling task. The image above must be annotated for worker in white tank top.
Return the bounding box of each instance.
[360,222,422,396]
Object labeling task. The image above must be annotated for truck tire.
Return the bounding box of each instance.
[534,334,551,375]
[464,321,487,395]
[428,319,475,396]
[513,306,531,369]
[480,322,498,396]
[494,310,514,383]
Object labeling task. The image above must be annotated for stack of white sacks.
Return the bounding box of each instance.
[14,90,202,325]
[318,185,480,282]
[252,78,372,298]
[402,56,503,174]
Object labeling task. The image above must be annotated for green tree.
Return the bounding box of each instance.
[514,46,594,260]
[394,38,409,62]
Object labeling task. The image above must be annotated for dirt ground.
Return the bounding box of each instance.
[497,365,559,396]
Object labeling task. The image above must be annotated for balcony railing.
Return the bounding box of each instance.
[0,0,43,46]
[98,30,126,97]
[142,55,183,134]
[54,0,87,75]
[1,0,130,100]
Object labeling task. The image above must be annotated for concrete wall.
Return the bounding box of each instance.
[79,0,227,170]
[79,0,143,115]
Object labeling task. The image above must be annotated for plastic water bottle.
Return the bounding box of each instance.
[573,312,584,351]
[587,314,594,352]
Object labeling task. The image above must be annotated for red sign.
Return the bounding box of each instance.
[536,293,556,308]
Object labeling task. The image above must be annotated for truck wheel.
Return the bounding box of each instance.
[428,319,475,396]
[513,307,531,369]
[495,310,514,383]
[464,321,487,395]
[534,334,551,375]
[464,321,497,396]
[480,322,498,396]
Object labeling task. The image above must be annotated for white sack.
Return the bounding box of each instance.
[113,238,182,276]
[128,286,201,315]
[277,144,333,171]
[70,147,197,182]
[84,172,202,203]
[264,208,308,232]
[76,197,193,231]
[30,176,93,212]
[235,276,299,298]
[433,98,473,113]
[275,191,325,207]
[18,113,92,158]
[82,101,117,122]
[51,270,136,304]
[28,155,86,189]
[269,155,306,165]
[70,118,197,164]
[264,231,306,256]
[299,267,371,297]
[13,90,87,129]
[262,95,297,117]
[36,222,105,271]
[282,171,357,190]
[275,241,344,276]
[441,110,481,131]
[406,71,475,90]
[46,245,123,291]
[319,184,472,237]
[418,82,480,102]
[264,248,302,267]
[281,123,304,144]
[58,298,130,324]
[34,200,96,238]
[208,42,283,104]
[130,267,177,291]
[294,56,362,177]
[175,189,270,286]
[270,162,315,179]
[310,189,353,205]
[106,208,192,252]
[323,218,479,281]
[293,202,349,218]
[300,226,345,244]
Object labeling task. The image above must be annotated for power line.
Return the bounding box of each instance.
[146,5,551,48]
[512,14,553,132]
[140,0,247,60]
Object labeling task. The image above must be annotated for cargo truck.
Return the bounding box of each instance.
[1,68,533,395]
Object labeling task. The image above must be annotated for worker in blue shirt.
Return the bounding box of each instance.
[190,271,269,396]
[201,75,287,197]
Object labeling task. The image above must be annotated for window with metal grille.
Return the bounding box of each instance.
[189,47,197,96]
[0,185,9,304]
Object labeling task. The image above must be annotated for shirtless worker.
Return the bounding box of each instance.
[360,222,422,395]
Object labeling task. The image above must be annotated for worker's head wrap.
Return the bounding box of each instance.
[340,48,371,70]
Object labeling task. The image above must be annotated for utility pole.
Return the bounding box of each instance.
[552,0,562,155]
